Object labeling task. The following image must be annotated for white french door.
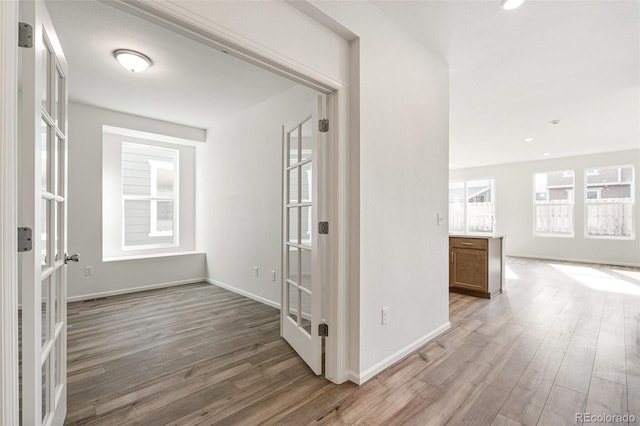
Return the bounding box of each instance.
[20,1,70,425]
[282,96,326,375]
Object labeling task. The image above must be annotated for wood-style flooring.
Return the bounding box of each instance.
[65,257,640,425]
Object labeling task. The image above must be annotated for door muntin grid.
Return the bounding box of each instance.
[39,28,67,424]
[285,118,313,336]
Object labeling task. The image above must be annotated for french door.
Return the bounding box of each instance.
[282,96,326,375]
[20,1,70,424]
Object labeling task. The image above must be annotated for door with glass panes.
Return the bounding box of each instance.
[282,96,325,375]
[20,1,72,424]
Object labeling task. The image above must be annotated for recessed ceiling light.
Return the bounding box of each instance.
[525,137,534,142]
[113,49,152,73]
[543,152,551,157]
[501,0,525,10]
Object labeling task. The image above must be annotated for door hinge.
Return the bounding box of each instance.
[318,323,329,337]
[318,221,329,235]
[18,22,33,48]
[18,227,33,252]
[318,118,329,133]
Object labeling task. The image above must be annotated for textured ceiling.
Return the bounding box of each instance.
[46,0,297,130]
[375,0,639,168]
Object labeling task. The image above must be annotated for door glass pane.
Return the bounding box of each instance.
[56,201,63,262]
[41,40,51,113]
[54,338,62,389]
[288,282,298,323]
[301,290,312,335]
[301,206,312,247]
[288,167,298,204]
[41,120,49,192]
[301,163,312,202]
[42,356,49,422]
[41,277,50,347]
[54,137,62,196]
[287,247,299,284]
[300,249,311,291]
[55,66,64,126]
[288,207,298,244]
[301,118,313,162]
[55,269,62,326]
[52,200,58,262]
[41,199,49,269]
[288,128,298,166]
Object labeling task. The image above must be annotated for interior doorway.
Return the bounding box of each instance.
[15,2,340,420]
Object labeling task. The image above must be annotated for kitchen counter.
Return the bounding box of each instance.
[449,236,505,299]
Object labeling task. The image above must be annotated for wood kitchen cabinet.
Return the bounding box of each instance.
[449,236,504,299]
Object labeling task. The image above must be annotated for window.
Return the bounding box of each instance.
[122,143,178,248]
[102,127,196,260]
[534,170,574,236]
[449,179,495,234]
[585,165,634,238]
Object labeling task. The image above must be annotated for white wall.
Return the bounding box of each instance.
[196,85,318,307]
[311,1,451,382]
[67,102,206,299]
[450,149,640,266]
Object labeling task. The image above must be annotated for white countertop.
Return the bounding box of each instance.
[449,234,505,239]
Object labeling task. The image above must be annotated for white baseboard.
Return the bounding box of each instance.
[67,278,207,302]
[205,278,281,310]
[352,321,451,385]
[346,369,360,384]
[508,254,640,268]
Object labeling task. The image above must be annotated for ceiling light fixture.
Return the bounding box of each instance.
[543,152,551,157]
[525,137,534,142]
[113,49,152,73]
[501,0,525,10]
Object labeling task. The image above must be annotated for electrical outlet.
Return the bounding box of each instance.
[84,266,93,276]
[253,266,259,277]
[271,271,276,281]
[381,307,389,325]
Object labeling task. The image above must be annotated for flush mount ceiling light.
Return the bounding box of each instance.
[113,49,152,73]
[501,0,525,10]
[543,152,551,157]
[525,137,534,142]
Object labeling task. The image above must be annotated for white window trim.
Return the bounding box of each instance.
[118,141,181,253]
[147,159,177,238]
[533,170,575,238]
[101,125,196,262]
[448,178,496,235]
[584,165,635,240]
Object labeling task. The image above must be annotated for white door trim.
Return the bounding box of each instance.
[110,0,349,383]
[0,1,20,424]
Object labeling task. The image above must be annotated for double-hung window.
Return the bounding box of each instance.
[534,170,574,236]
[585,165,634,238]
[449,179,495,234]
[122,142,179,249]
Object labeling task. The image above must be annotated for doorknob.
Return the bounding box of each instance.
[64,253,79,264]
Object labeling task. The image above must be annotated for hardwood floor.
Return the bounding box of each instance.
[65,257,640,425]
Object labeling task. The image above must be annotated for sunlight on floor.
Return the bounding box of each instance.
[550,263,640,296]
[609,268,640,284]
[505,265,519,280]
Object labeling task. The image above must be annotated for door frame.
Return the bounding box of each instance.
[0,1,20,424]
[107,0,349,384]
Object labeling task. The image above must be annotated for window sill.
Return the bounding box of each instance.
[534,233,575,238]
[103,251,205,263]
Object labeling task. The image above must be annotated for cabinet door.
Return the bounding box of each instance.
[450,248,488,292]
